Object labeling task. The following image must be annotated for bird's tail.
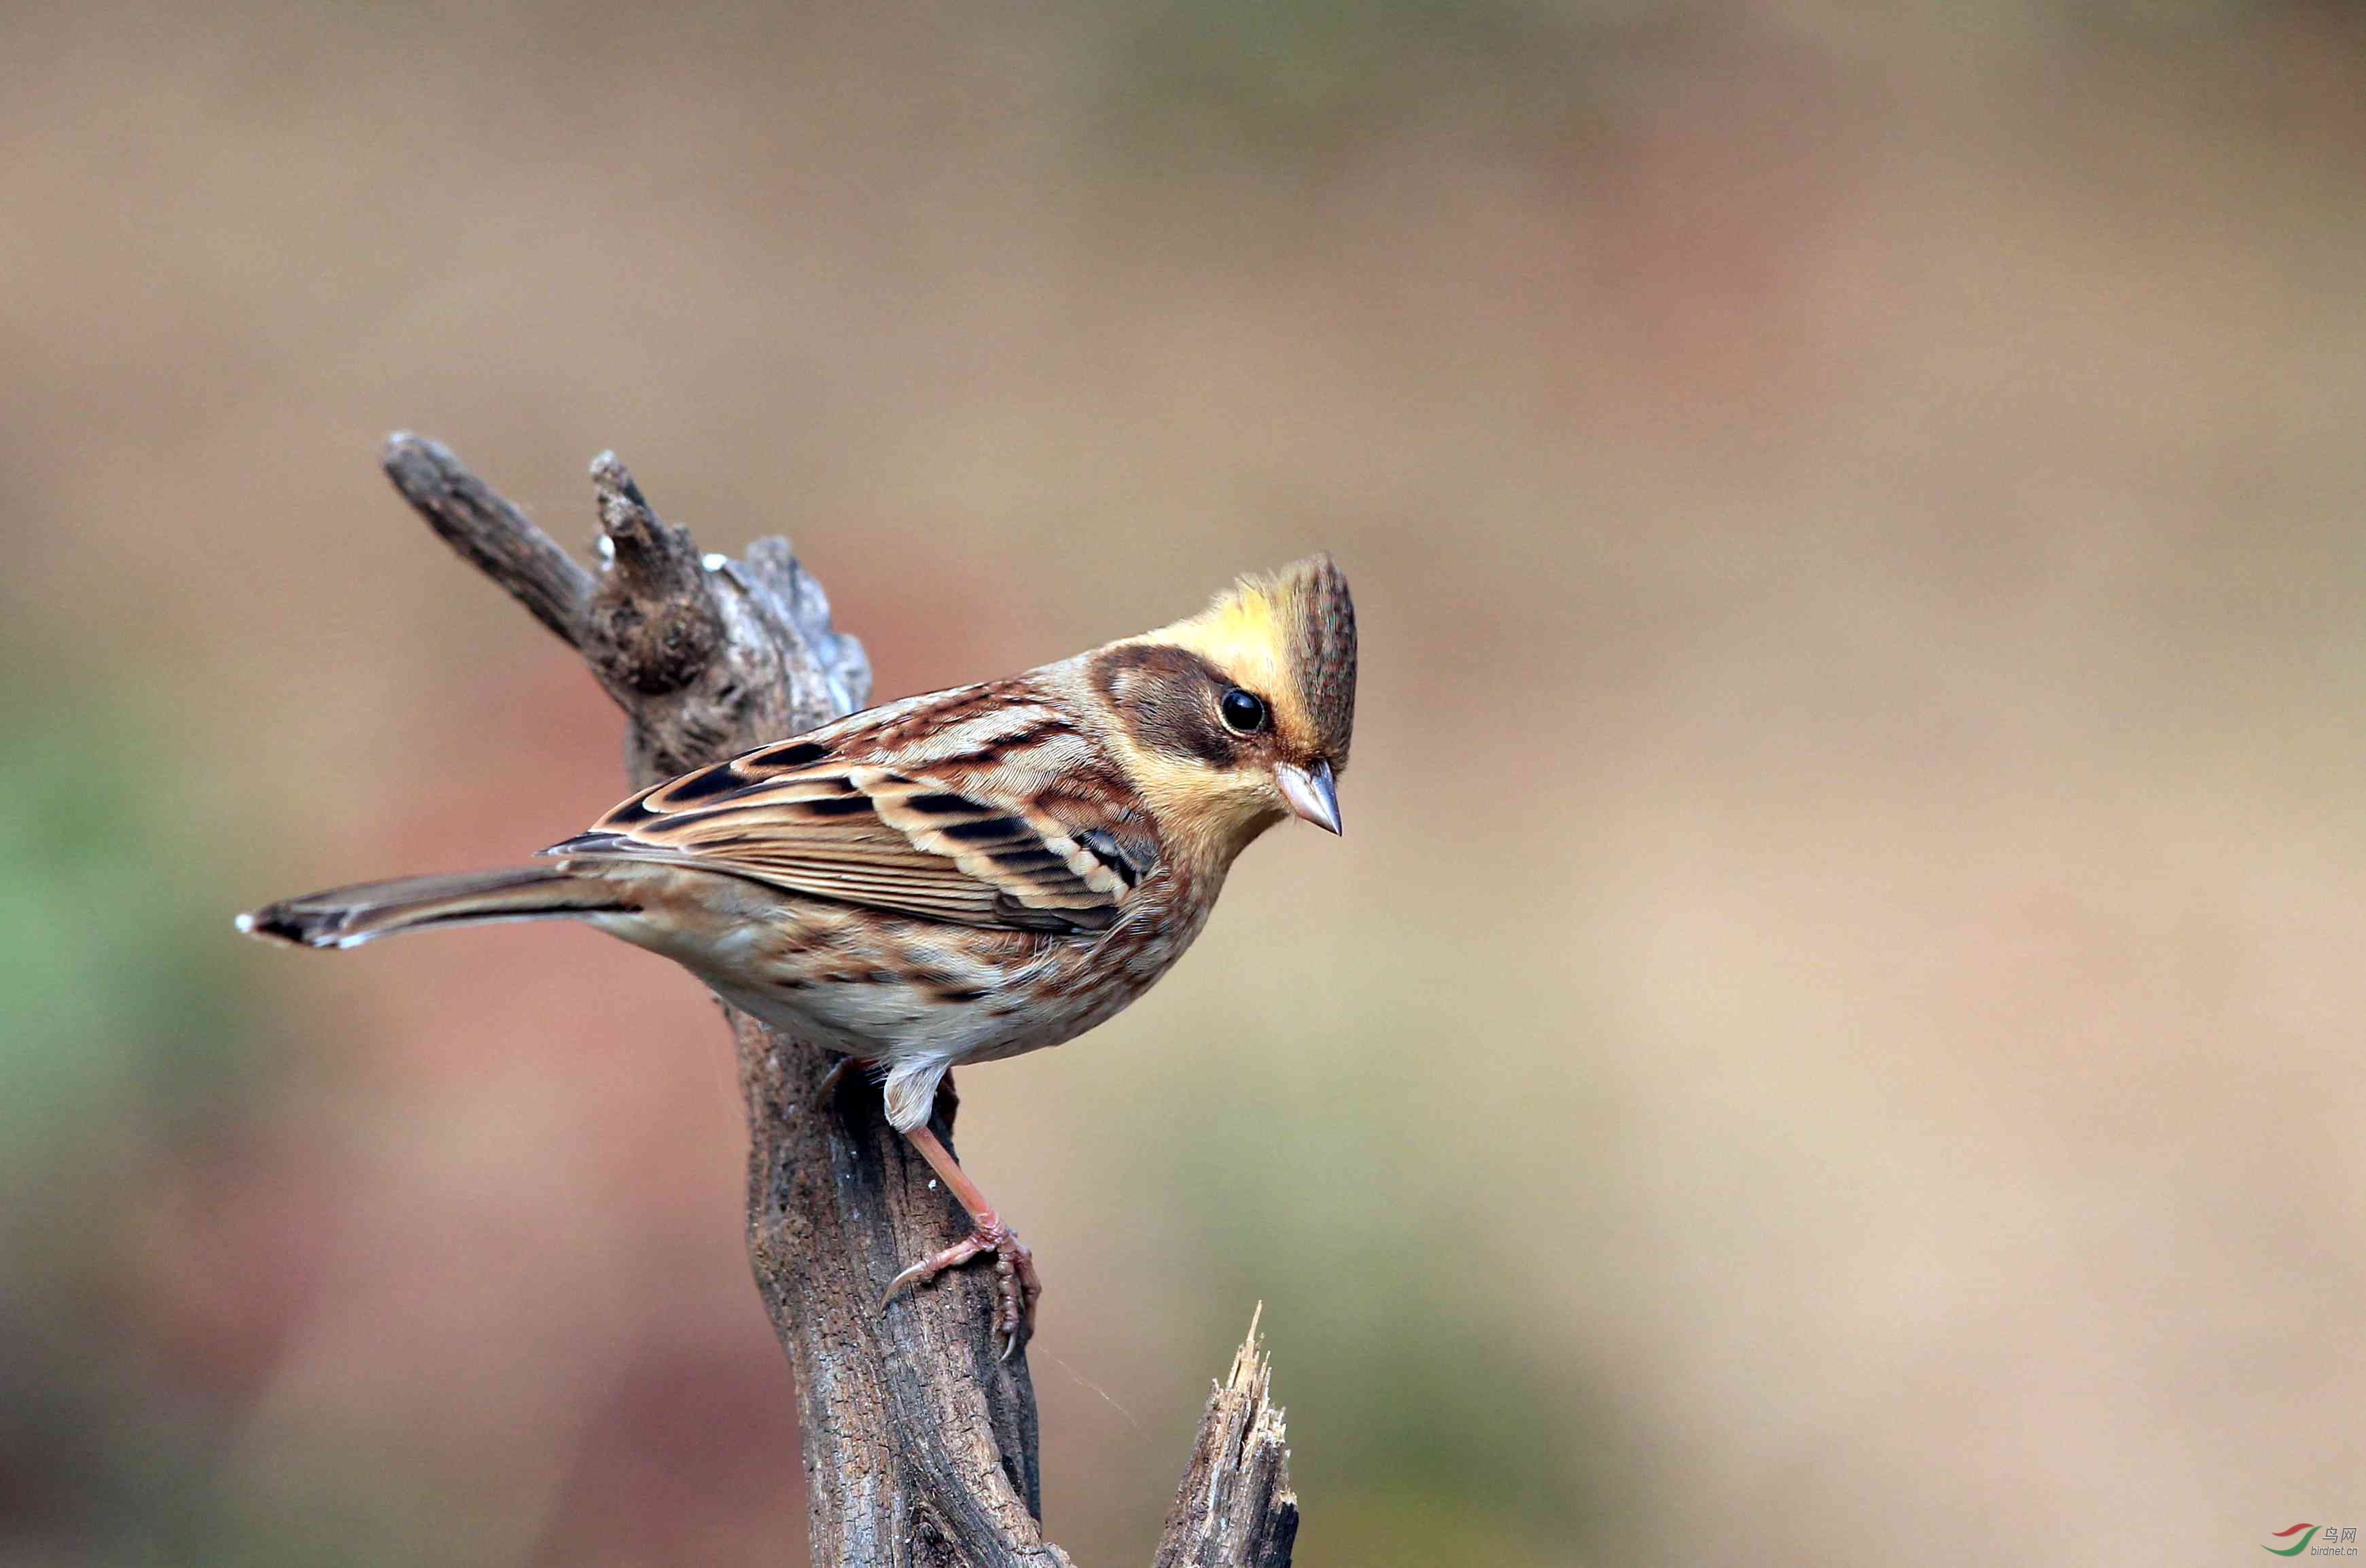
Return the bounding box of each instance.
[236,866,628,950]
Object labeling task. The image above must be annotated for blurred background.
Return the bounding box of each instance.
[5,1,2363,1563]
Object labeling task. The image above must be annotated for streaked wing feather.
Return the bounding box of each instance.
[549,711,1142,933]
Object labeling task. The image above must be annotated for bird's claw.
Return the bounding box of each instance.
[814,1054,858,1105]
[881,1218,1042,1359]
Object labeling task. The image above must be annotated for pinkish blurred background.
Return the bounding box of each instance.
[5,2,2364,1563]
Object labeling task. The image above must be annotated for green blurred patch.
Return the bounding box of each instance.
[1316,1490,1577,1568]
[0,663,470,1567]
[0,688,254,1171]
[1099,0,1629,160]
[1161,999,1651,1567]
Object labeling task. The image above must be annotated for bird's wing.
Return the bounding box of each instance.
[544,722,1150,934]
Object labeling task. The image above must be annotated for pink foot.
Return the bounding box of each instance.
[881,1216,1042,1359]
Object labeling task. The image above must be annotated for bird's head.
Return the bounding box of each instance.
[1088,554,1357,862]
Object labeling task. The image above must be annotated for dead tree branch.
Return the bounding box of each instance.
[375,435,1296,1567]
[1154,1310,1299,1568]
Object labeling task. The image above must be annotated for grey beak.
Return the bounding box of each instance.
[1275,758,1343,835]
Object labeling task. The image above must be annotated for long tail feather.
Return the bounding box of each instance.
[236,866,626,950]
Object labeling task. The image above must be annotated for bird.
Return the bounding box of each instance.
[239,554,1356,1356]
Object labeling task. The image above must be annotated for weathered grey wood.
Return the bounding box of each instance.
[382,433,593,649]
[1153,1313,1298,1568]
[373,435,1295,1567]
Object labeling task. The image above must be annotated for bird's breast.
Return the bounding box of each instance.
[676,869,1219,1070]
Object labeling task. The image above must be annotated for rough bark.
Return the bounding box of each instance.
[1152,1310,1299,1568]
[375,435,1294,1567]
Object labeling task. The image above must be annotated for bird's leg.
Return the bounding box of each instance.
[882,1124,1042,1359]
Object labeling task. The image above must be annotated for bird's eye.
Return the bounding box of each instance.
[1219,688,1268,734]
